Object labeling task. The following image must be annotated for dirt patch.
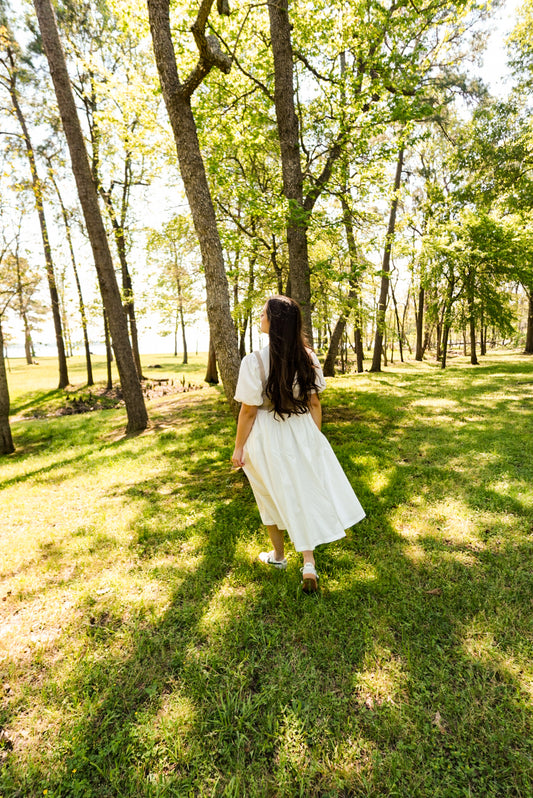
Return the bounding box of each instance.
[21,381,205,419]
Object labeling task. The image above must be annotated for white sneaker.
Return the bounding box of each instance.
[258,550,287,570]
[300,562,319,592]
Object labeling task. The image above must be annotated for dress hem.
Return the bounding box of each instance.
[259,510,366,552]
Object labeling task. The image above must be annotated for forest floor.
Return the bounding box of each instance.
[1,351,532,797]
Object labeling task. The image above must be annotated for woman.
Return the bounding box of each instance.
[231,295,365,592]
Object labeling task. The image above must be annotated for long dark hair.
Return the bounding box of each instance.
[265,295,319,418]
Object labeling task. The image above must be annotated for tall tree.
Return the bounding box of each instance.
[147,0,240,417]
[8,206,42,364]
[32,0,147,432]
[0,213,16,454]
[147,215,201,364]
[0,307,14,454]
[45,154,93,384]
[53,0,153,379]
[267,0,314,337]
[370,144,405,372]
[0,17,69,387]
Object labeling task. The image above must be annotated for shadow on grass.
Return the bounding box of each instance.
[2,355,533,797]
[10,388,65,417]
[1,412,142,490]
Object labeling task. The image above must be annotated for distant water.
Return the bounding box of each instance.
[4,340,185,359]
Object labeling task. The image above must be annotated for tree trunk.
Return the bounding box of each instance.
[104,310,113,391]
[14,250,34,365]
[402,292,412,355]
[469,316,479,365]
[24,324,33,364]
[323,192,362,376]
[370,146,404,372]
[354,325,364,372]
[174,310,179,357]
[323,316,346,376]
[267,0,312,340]
[47,165,94,385]
[390,281,404,363]
[99,182,143,379]
[525,293,533,354]
[0,319,15,455]
[441,322,451,369]
[177,276,188,365]
[271,237,283,295]
[33,0,147,433]
[147,0,240,418]
[205,336,219,384]
[480,305,486,356]
[239,316,248,359]
[415,286,425,361]
[7,58,69,388]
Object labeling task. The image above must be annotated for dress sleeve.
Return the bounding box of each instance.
[308,350,326,393]
[234,353,264,406]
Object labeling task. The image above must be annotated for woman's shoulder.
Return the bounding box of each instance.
[240,346,268,373]
[254,345,270,365]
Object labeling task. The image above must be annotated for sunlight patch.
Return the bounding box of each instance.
[411,397,460,410]
[403,541,427,565]
[462,619,533,702]
[368,467,392,494]
[275,706,310,775]
[352,649,408,709]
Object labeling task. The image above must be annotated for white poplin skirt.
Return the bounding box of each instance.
[243,408,365,552]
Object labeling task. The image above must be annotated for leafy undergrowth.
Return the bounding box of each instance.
[1,352,532,797]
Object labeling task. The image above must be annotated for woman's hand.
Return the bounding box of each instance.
[231,446,245,469]
[232,404,258,469]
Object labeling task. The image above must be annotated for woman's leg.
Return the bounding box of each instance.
[266,524,285,561]
[301,550,318,592]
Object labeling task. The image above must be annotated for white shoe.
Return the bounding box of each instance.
[258,550,287,570]
[300,562,319,592]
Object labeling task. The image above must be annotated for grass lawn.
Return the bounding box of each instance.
[1,351,532,797]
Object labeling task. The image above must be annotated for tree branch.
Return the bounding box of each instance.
[294,50,338,84]
[304,132,345,212]
[215,198,272,253]
[181,0,231,97]
[211,26,274,102]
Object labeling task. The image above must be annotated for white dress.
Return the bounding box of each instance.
[234,345,366,552]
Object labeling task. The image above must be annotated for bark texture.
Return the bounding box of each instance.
[147,0,240,417]
[33,0,147,432]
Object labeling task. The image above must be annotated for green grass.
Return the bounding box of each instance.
[1,351,532,797]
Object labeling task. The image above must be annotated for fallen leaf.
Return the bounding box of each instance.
[433,710,446,732]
